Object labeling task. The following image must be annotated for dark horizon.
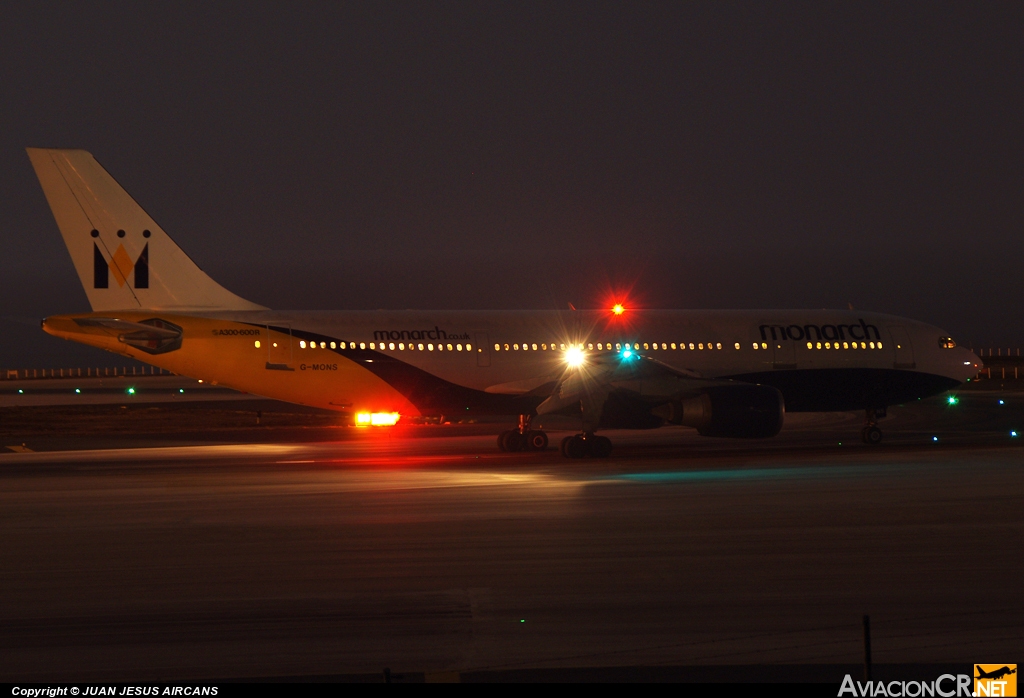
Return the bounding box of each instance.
[2,2,1022,368]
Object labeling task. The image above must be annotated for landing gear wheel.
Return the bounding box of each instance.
[498,430,511,452]
[526,430,548,451]
[562,435,588,459]
[862,426,883,445]
[560,436,573,458]
[589,435,612,458]
[501,430,524,452]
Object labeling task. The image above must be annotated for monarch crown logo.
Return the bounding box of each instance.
[92,228,149,289]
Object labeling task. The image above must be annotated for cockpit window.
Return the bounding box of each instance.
[939,337,957,349]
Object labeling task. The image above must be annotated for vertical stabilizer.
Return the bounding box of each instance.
[26,148,265,312]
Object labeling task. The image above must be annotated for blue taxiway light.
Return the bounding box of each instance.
[1011,431,1018,438]
[932,436,939,442]
[999,399,1005,405]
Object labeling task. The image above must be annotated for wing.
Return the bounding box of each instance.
[537,350,785,438]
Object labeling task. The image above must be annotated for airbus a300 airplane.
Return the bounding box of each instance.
[26,148,980,457]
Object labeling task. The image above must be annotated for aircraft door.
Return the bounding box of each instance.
[887,326,915,369]
[266,324,293,370]
[476,332,491,367]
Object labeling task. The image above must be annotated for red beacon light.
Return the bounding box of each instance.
[612,304,625,316]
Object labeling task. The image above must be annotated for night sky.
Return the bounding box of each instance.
[2,2,1022,368]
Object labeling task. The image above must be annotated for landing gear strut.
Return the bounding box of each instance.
[861,408,884,445]
[560,432,612,459]
[497,414,549,452]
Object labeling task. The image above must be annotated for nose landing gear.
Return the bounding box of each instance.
[861,408,884,445]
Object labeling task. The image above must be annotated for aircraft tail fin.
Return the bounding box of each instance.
[26,148,265,312]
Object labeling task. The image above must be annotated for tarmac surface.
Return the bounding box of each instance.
[0,392,1021,682]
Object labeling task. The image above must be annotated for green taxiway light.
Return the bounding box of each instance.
[126,387,135,395]
[179,389,185,393]
[947,395,959,405]
[75,388,81,394]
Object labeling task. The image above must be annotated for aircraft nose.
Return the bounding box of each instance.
[959,348,982,380]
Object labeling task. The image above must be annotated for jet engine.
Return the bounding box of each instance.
[651,384,785,438]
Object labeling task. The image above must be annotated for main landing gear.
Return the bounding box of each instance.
[861,408,884,445]
[497,414,549,452]
[560,432,612,459]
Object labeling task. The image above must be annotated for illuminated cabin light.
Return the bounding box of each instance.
[716,343,722,350]
[612,304,625,315]
[255,340,261,348]
[299,341,306,348]
[331,341,336,349]
[447,343,453,351]
[734,343,740,350]
[360,342,366,350]
[390,343,396,350]
[467,344,472,351]
[877,342,883,349]
[356,412,401,426]
[565,346,586,368]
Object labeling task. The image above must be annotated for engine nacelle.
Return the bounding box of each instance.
[652,384,785,438]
